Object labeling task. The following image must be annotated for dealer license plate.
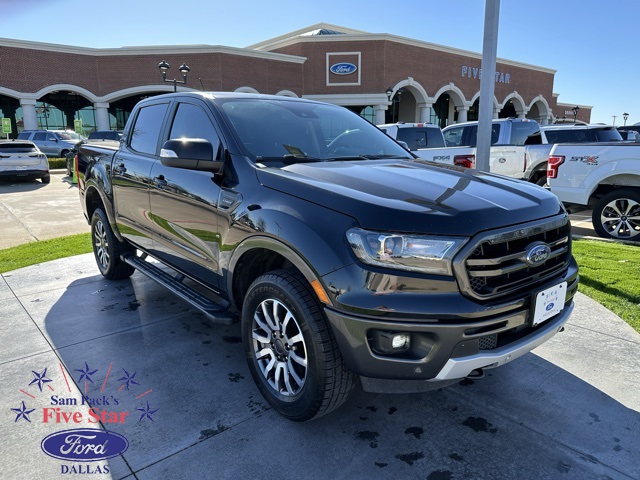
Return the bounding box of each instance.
[532,282,567,326]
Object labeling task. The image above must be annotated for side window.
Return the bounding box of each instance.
[129,103,169,155]
[510,122,540,145]
[444,127,464,147]
[490,124,500,145]
[34,132,47,141]
[17,132,30,140]
[168,103,220,154]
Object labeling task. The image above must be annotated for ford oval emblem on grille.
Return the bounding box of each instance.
[330,62,357,75]
[525,244,551,267]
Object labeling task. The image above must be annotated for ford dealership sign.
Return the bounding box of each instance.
[330,63,357,75]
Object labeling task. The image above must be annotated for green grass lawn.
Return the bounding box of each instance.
[0,233,91,274]
[572,239,639,333]
[0,234,638,333]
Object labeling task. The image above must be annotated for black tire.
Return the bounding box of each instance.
[41,174,50,184]
[90,208,135,279]
[242,269,356,421]
[60,149,70,159]
[535,174,548,188]
[592,189,640,241]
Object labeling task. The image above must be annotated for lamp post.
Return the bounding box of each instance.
[386,87,393,102]
[572,106,580,124]
[623,112,629,126]
[158,61,190,92]
[612,116,617,126]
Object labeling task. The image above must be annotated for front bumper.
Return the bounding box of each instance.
[324,273,578,388]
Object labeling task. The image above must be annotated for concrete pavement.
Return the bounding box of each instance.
[0,171,89,250]
[1,170,639,479]
[0,254,638,480]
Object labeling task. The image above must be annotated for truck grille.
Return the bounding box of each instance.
[455,216,572,300]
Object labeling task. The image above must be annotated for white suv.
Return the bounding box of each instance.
[0,140,50,183]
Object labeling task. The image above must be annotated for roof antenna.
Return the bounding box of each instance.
[199,78,205,91]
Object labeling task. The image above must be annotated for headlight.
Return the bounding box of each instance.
[346,228,467,276]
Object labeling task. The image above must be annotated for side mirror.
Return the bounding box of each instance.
[160,138,223,173]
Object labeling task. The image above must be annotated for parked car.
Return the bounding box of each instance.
[17,130,83,158]
[617,125,640,141]
[0,140,50,183]
[88,130,123,141]
[377,123,445,151]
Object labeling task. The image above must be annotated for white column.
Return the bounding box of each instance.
[457,107,469,123]
[541,115,550,125]
[373,104,387,125]
[448,101,456,125]
[493,107,500,119]
[417,103,433,123]
[95,102,110,131]
[20,99,38,130]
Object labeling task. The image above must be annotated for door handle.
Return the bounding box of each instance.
[153,175,167,188]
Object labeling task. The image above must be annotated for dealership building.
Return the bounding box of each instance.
[0,23,591,136]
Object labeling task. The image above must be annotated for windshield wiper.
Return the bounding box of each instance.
[325,154,412,162]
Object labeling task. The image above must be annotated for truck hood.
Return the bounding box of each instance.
[256,159,564,235]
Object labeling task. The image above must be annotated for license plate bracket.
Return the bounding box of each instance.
[532,282,567,326]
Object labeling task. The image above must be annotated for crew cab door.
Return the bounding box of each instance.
[112,101,171,251]
[147,100,225,289]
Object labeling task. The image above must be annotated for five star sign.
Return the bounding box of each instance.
[29,368,52,392]
[11,401,35,423]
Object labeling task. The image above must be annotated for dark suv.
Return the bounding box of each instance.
[88,130,123,141]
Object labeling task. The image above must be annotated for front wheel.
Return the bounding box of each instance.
[242,269,356,421]
[592,189,640,241]
[90,208,135,279]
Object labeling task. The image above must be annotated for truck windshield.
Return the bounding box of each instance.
[219,98,411,163]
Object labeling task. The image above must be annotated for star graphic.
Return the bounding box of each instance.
[29,368,52,392]
[11,401,36,423]
[75,362,98,383]
[117,368,140,391]
[136,402,158,422]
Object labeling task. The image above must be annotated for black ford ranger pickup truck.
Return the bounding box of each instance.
[77,92,578,421]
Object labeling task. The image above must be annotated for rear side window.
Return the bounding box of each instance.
[129,103,169,155]
[396,128,445,150]
[594,129,622,142]
[510,122,540,145]
[17,132,31,140]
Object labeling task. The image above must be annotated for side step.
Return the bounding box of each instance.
[121,253,236,325]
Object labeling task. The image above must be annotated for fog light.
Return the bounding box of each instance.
[371,331,411,354]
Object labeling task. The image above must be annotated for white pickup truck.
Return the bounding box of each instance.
[547,142,640,241]
[415,118,540,180]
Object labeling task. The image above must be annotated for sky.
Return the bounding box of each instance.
[1,0,638,125]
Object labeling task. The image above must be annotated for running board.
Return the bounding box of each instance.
[121,253,235,325]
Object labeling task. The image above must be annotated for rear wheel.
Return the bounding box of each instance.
[242,269,356,421]
[90,208,135,279]
[592,189,640,241]
[41,174,50,184]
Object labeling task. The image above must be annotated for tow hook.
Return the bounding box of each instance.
[466,368,485,379]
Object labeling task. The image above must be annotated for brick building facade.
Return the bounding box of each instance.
[0,23,591,136]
